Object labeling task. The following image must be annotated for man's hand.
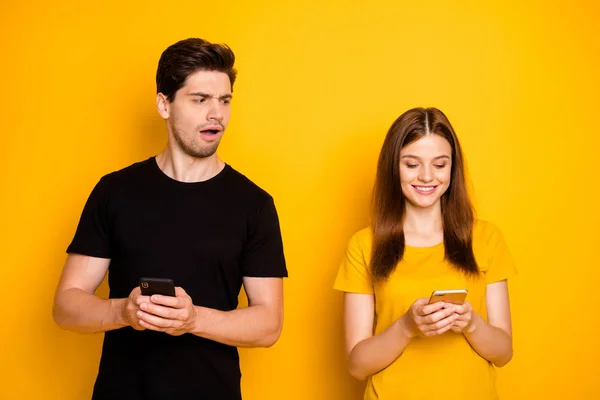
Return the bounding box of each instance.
[122,286,149,331]
[137,287,197,336]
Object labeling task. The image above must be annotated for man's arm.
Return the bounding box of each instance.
[193,277,284,347]
[137,276,284,347]
[53,253,144,333]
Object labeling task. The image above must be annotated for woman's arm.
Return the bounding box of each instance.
[345,293,458,380]
[449,280,513,367]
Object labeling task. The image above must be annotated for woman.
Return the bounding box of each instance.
[334,107,516,399]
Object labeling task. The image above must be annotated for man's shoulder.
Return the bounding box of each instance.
[97,157,154,186]
[225,165,274,202]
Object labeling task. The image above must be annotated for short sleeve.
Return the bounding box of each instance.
[484,224,517,284]
[240,196,288,278]
[333,230,374,294]
[66,176,113,259]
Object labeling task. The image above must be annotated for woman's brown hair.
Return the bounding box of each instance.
[370,107,478,281]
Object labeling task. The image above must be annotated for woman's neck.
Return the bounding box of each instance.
[403,203,443,246]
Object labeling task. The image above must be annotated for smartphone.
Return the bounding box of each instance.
[428,289,468,305]
[139,277,176,297]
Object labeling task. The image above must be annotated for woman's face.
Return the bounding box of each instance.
[399,134,453,209]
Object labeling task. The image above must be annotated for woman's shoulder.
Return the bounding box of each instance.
[353,226,372,240]
[472,219,517,280]
[473,218,504,241]
[346,226,373,251]
[472,218,511,259]
[348,221,506,249]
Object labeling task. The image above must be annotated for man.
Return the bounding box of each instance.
[53,38,287,400]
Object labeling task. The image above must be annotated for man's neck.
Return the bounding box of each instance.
[155,146,225,183]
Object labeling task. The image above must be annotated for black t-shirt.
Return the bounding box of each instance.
[67,157,288,400]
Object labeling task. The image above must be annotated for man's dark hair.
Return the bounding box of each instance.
[156,38,237,101]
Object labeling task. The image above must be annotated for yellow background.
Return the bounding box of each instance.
[1,0,598,399]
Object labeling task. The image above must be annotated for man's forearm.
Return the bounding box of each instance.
[191,304,281,348]
[464,312,513,367]
[53,288,127,333]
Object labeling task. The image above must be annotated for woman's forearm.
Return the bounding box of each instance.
[348,315,413,380]
[463,312,513,367]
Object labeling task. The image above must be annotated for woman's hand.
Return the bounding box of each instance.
[447,301,476,333]
[400,298,459,338]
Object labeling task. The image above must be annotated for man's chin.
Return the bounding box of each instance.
[185,143,220,159]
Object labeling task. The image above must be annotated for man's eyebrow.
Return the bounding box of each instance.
[188,92,232,100]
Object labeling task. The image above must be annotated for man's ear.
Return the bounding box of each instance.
[156,93,170,119]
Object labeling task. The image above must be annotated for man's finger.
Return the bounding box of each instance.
[133,295,151,306]
[139,320,164,332]
[150,294,183,308]
[137,311,176,328]
[141,303,179,319]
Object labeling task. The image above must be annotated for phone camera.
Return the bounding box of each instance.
[141,282,149,289]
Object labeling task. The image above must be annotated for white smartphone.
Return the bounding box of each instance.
[428,289,468,305]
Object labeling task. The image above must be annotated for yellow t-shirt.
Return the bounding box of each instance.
[334,219,517,400]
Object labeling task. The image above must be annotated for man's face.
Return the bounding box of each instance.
[158,70,232,158]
